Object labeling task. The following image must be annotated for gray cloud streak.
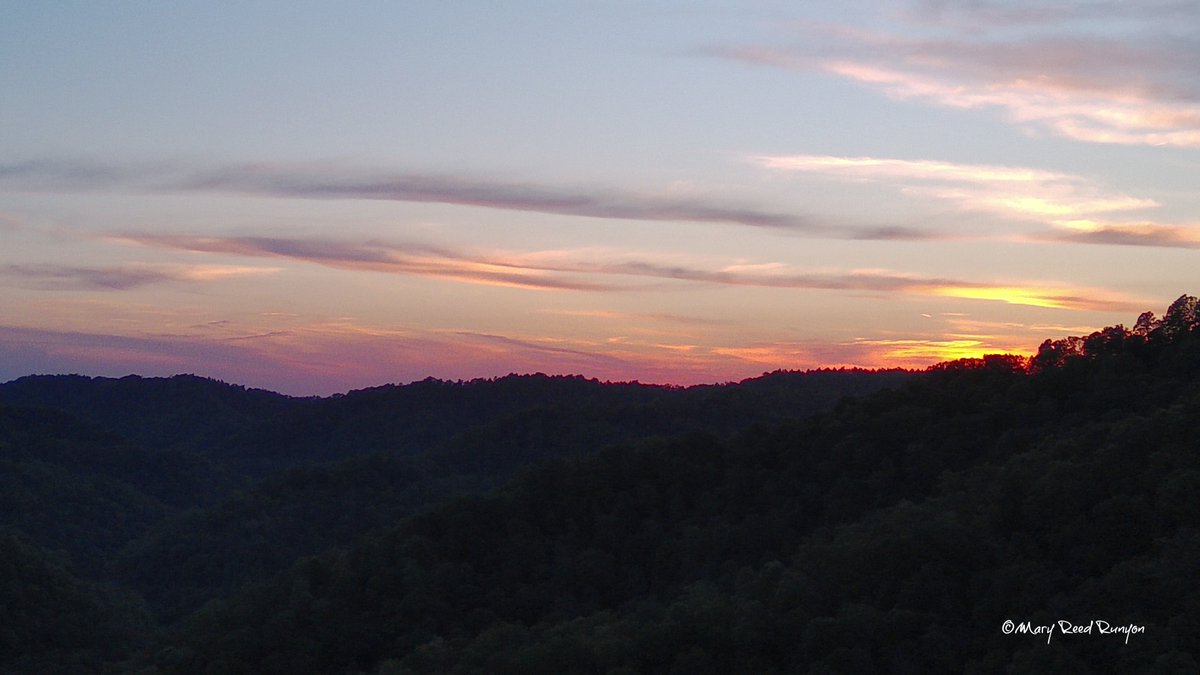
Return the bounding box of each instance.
[1034,226,1200,249]
[1,264,184,291]
[0,159,938,241]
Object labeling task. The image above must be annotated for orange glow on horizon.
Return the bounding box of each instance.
[3,311,1056,395]
[855,338,1031,367]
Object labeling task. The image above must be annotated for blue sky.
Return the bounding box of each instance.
[2,1,1198,394]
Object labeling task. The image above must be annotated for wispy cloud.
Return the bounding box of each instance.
[0,158,939,241]
[709,4,1200,147]
[0,263,281,291]
[755,155,1070,184]
[850,338,996,363]
[116,235,626,292]
[753,153,1200,248]
[1029,221,1200,248]
[537,308,732,327]
[180,165,830,233]
[754,153,1154,221]
[120,231,1144,312]
[925,285,1129,311]
[707,333,1034,370]
[905,0,1200,29]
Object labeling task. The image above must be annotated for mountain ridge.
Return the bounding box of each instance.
[1,295,1196,673]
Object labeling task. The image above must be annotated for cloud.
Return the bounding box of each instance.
[181,165,828,232]
[906,0,1200,29]
[705,332,1037,370]
[708,5,1200,147]
[450,330,633,367]
[819,59,1200,147]
[754,155,1071,184]
[0,159,148,189]
[0,263,281,291]
[121,231,1144,312]
[941,316,1098,335]
[117,234,626,292]
[753,153,1200,245]
[924,286,1135,311]
[1030,221,1200,248]
[537,308,732,327]
[850,338,994,363]
[0,158,940,241]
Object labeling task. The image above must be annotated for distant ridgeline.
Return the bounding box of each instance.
[0,295,1197,673]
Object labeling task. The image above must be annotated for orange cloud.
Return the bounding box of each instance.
[855,338,991,363]
[928,285,1142,312]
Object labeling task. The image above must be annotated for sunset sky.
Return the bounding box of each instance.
[3,1,1198,395]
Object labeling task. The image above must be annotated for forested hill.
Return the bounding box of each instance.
[0,368,909,476]
[0,364,908,671]
[3,295,1199,673]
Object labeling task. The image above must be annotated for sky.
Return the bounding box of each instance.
[2,0,1198,395]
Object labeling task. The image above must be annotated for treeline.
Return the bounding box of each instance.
[2,296,1198,672]
[0,362,904,672]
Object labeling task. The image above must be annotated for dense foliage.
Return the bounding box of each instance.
[1,296,1198,672]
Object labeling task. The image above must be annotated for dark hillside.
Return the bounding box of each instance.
[0,405,228,577]
[6,296,1198,672]
[112,369,910,622]
[0,374,297,456]
[0,532,149,675]
[141,295,1200,674]
[0,370,910,479]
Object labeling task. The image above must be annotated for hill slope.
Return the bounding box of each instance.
[141,296,1200,674]
[4,296,1198,672]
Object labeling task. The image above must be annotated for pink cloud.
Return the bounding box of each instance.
[710,9,1200,147]
[753,153,1200,249]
